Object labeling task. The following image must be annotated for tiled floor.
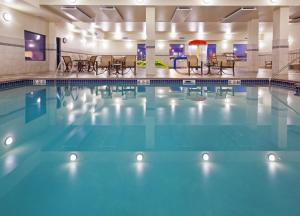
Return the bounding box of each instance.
[1,68,300,83]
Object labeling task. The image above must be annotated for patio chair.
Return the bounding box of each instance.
[87,55,98,72]
[218,55,235,76]
[123,55,137,75]
[187,55,203,75]
[98,55,112,75]
[265,61,272,69]
[62,56,73,73]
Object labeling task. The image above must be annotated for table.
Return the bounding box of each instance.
[205,62,212,75]
[73,60,88,73]
[112,63,123,75]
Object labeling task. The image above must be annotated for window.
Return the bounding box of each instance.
[233,44,247,61]
[137,44,146,61]
[207,44,217,59]
[169,44,185,57]
[24,31,46,61]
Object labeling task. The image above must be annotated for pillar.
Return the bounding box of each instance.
[272,7,289,75]
[48,22,57,72]
[146,7,156,75]
[247,19,259,71]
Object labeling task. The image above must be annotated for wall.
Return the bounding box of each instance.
[0,5,50,75]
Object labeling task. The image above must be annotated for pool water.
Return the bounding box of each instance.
[1,85,300,216]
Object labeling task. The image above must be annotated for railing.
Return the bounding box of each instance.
[272,53,300,78]
[258,49,300,69]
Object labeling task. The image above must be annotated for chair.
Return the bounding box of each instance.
[87,56,98,72]
[62,56,73,73]
[98,55,112,75]
[123,55,137,75]
[187,55,203,75]
[265,61,272,69]
[217,55,235,76]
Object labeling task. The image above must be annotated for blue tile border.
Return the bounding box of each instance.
[270,80,296,90]
[295,86,300,96]
[0,79,299,94]
[0,80,33,91]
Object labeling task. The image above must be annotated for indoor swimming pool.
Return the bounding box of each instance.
[1,84,300,216]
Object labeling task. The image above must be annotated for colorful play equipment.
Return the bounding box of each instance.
[188,39,208,62]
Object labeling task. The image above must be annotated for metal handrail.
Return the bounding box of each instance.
[272,52,300,78]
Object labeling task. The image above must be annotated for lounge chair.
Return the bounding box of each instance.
[123,55,137,75]
[98,55,112,75]
[187,55,203,76]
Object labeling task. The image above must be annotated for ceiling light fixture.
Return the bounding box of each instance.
[202,0,212,4]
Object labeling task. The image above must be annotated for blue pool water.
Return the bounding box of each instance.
[1,84,300,216]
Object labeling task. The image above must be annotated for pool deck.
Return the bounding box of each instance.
[1,68,300,84]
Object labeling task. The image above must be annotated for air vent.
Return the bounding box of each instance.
[171,7,192,23]
[61,6,93,22]
[222,7,256,23]
[100,6,123,22]
[122,37,129,40]
[290,17,300,23]
[179,36,185,40]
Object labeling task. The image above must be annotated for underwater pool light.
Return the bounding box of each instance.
[36,97,41,103]
[268,153,276,162]
[69,153,78,162]
[136,153,144,162]
[4,136,13,146]
[202,153,210,161]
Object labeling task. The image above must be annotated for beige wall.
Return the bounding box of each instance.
[0,5,50,75]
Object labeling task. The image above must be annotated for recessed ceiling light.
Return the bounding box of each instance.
[69,0,76,4]
[268,153,276,162]
[202,0,212,4]
[2,12,12,22]
[69,153,78,161]
[202,153,210,161]
[136,0,144,4]
[136,153,144,162]
[270,0,279,3]
[4,136,13,146]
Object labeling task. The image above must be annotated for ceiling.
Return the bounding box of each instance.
[43,5,300,35]
[46,5,300,23]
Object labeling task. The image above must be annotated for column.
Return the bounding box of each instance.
[146,7,156,75]
[272,7,289,75]
[48,22,57,72]
[247,19,259,71]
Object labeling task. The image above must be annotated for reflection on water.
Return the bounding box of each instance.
[1,85,300,215]
[1,85,300,152]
